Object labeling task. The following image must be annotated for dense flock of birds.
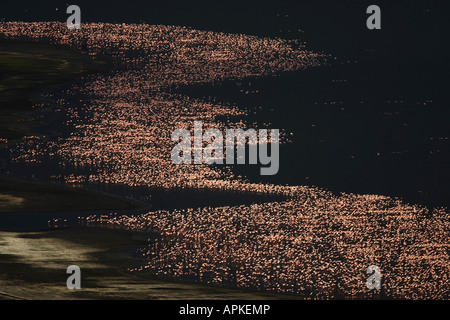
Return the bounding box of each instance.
[1,22,449,299]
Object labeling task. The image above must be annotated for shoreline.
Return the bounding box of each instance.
[0,227,300,300]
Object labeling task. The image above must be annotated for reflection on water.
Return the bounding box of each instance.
[175,54,450,208]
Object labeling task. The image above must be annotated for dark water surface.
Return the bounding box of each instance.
[1,0,450,208]
[170,1,450,208]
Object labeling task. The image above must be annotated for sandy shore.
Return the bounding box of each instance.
[0,227,296,300]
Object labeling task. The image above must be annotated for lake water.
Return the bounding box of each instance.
[2,0,449,208]
[170,1,450,208]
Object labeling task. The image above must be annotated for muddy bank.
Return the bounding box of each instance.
[0,227,297,300]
